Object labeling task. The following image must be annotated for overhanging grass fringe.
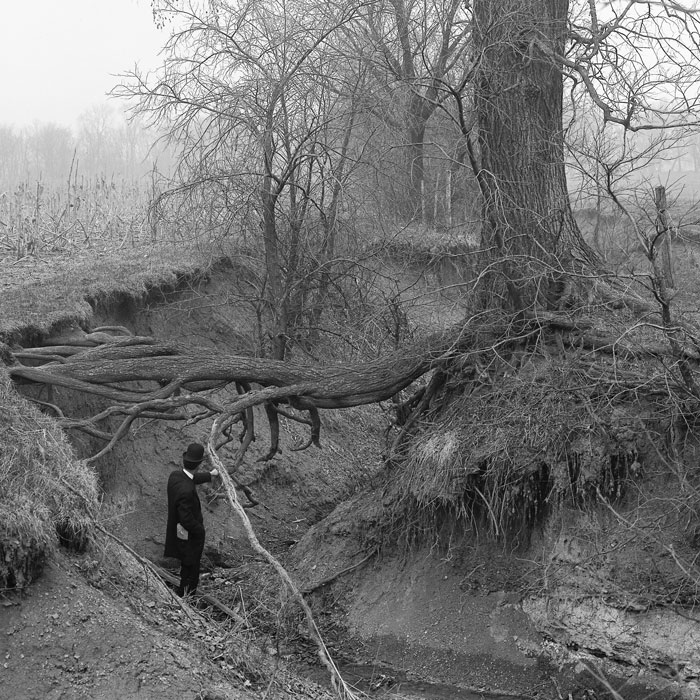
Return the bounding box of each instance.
[0,370,99,589]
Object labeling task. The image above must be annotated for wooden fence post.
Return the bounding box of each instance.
[654,185,675,289]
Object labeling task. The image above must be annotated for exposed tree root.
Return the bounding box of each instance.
[7,325,470,461]
[7,307,700,465]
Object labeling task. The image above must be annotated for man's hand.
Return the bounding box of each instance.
[210,468,219,477]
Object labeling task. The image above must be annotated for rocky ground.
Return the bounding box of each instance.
[0,553,262,700]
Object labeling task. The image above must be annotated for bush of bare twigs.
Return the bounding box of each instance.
[0,370,99,590]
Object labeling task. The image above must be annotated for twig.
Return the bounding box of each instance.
[153,565,248,626]
[596,488,700,586]
[302,548,377,594]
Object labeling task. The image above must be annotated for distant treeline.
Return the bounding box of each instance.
[0,106,174,189]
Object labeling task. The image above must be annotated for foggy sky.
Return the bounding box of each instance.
[0,0,165,129]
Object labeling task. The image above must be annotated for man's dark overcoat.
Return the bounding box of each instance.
[164,469,212,561]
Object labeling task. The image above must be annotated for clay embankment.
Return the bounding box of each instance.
[5,261,700,700]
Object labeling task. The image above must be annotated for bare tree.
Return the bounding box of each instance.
[27,124,75,184]
[119,0,379,360]
[10,0,700,465]
[462,0,700,312]
[342,0,472,223]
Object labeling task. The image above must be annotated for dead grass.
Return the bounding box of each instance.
[0,176,152,258]
[0,370,100,589]
[0,172,240,343]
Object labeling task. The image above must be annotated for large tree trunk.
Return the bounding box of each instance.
[473,0,599,311]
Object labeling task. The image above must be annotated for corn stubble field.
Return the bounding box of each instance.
[0,172,221,342]
[0,176,154,259]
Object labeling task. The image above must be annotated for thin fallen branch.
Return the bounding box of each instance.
[153,565,248,626]
[301,548,378,595]
[205,426,360,700]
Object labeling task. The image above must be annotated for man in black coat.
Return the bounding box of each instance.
[164,442,219,597]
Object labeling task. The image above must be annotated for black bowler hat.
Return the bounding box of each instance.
[183,442,205,466]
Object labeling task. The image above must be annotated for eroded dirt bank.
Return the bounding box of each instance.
[6,262,700,700]
[338,552,690,698]
[290,491,697,700]
[0,553,256,700]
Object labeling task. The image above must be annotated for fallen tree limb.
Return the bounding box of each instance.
[205,428,360,700]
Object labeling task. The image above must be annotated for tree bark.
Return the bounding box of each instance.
[472,0,599,310]
[8,331,464,409]
[654,186,675,290]
[407,94,437,223]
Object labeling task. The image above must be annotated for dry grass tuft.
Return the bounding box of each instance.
[0,369,99,589]
[403,427,480,504]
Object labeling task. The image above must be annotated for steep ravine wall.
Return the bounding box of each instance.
[290,489,700,700]
[14,264,385,569]
[9,263,700,700]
